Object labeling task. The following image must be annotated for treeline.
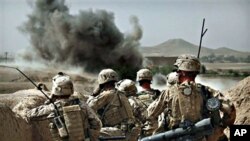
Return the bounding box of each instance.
[200,54,250,63]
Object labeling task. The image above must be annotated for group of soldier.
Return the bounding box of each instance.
[26,54,236,141]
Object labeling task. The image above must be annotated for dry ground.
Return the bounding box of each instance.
[0,67,97,94]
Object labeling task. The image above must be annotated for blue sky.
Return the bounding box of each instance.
[0,0,249,54]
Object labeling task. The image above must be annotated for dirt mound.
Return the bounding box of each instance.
[0,89,52,141]
[224,76,250,124]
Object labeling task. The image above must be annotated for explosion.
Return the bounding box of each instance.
[20,0,143,79]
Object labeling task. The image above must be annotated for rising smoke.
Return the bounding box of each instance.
[20,0,143,79]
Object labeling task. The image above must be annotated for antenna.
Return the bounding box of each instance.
[197,18,208,58]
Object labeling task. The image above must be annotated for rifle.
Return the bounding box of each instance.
[139,118,214,141]
[197,18,208,59]
[0,65,69,138]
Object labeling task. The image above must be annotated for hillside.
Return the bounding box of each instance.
[140,39,250,58]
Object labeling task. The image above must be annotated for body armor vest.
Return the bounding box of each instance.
[137,89,160,106]
[102,91,134,127]
[49,99,87,141]
[170,82,203,128]
[129,96,148,123]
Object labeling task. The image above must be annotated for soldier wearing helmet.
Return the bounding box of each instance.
[87,69,139,141]
[136,69,161,136]
[117,79,147,124]
[27,72,102,141]
[136,69,160,104]
[147,54,236,141]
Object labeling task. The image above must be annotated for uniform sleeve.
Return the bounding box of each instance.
[87,91,113,112]
[26,104,54,120]
[84,103,102,141]
[85,104,102,130]
[147,90,170,120]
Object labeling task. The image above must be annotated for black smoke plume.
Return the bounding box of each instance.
[20,0,143,79]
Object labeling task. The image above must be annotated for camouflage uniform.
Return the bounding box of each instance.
[87,69,139,141]
[117,79,147,125]
[147,54,236,141]
[136,69,161,136]
[136,69,161,106]
[27,72,102,141]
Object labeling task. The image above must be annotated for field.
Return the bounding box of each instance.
[0,67,97,94]
[0,62,249,94]
[203,63,250,71]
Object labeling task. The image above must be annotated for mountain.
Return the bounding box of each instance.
[139,39,250,58]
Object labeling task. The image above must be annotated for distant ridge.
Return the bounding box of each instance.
[139,38,250,58]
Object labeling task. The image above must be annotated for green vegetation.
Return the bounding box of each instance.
[150,64,249,78]
[201,54,250,63]
[205,69,249,78]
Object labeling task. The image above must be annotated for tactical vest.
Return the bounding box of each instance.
[170,82,204,128]
[129,96,148,123]
[137,89,160,106]
[102,91,134,127]
[49,99,87,141]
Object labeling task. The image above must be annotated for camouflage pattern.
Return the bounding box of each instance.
[51,73,74,96]
[87,88,139,140]
[27,97,102,141]
[166,72,179,87]
[136,69,153,81]
[147,82,236,141]
[128,96,148,124]
[100,126,141,141]
[174,54,201,72]
[116,79,147,123]
[137,89,160,106]
[137,88,160,136]
[98,69,118,85]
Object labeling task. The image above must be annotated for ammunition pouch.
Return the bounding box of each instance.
[49,122,62,141]
[63,105,86,141]
[102,91,133,127]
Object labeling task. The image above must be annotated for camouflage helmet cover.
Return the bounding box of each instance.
[136,68,152,81]
[51,72,74,96]
[174,54,201,72]
[117,79,137,95]
[98,68,118,85]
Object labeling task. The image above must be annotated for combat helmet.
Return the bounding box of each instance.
[98,69,118,85]
[51,72,74,96]
[117,79,137,96]
[136,68,153,81]
[174,54,201,72]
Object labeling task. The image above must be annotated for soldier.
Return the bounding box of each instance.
[147,54,236,141]
[26,72,102,141]
[117,79,147,124]
[87,69,139,141]
[136,68,161,136]
[136,68,161,105]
